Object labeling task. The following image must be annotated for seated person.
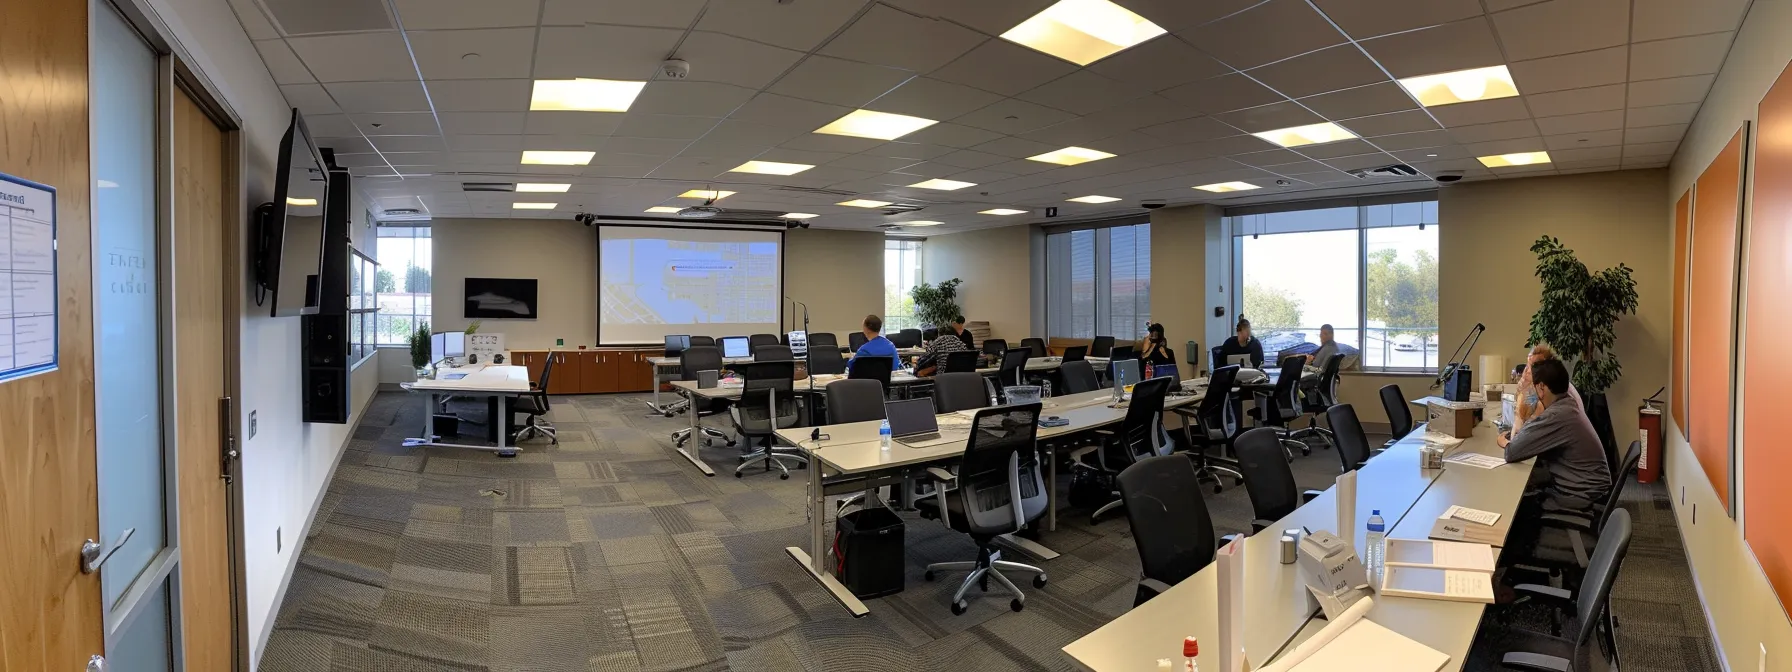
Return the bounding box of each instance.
[948,315,975,350]
[1136,322,1177,379]
[1296,324,1358,392]
[1497,358,1612,553]
[1513,343,1596,438]
[1215,317,1264,369]
[849,314,901,370]
[913,322,970,376]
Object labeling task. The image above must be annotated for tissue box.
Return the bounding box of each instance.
[1428,402,1476,438]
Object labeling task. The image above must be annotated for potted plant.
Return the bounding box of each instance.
[908,278,963,334]
[409,321,432,377]
[1526,236,1639,453]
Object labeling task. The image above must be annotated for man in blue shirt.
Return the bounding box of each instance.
[850,314,901,370]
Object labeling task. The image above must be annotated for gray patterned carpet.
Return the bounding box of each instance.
[259,390,1716,671]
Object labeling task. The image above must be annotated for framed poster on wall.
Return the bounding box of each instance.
[1688,123,1746,517]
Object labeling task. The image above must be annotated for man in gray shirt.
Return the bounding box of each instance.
[1499,358,1612,512]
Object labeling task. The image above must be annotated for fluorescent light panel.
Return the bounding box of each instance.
[677,189,735,200]
[1028,146,1115,165]
[644,206,683,213]
[1001,0,1167,66]
[529,78,647,112]
[730,160,813,175]
[782,213,819,219]
[521,150,595,165]
[286,197,318,206]
[1398,66,1519,107]
[513,202,557,210]
[980,208,1027,215]
[813,109,938,141]
[1252,122,1357,148]
[1194,181,1260,193]
[898,221,941,227]
[837,199,893,208]
[908,178,976,191]
[1067,195,1120,203]
[1477,151,1551,168]
[515,183,570,193]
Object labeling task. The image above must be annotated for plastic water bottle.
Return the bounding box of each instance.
[879,419,892,451]
[1366,509,1387,579]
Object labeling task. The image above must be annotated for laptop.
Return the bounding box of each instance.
[719,336,750,359]
[1226,354,1253,367]
[1110,358,1143,400]
[886,398,956,447]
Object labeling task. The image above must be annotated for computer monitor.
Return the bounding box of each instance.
[431,331,465,363]
[664,334,691,358]
[1111,358,1143,393]
[786,330,808,357]
[719,336,750,359]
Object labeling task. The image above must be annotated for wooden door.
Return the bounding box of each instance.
[0,0,105,666]
[578,351,605,393]
[546,352,582,395]
[519,350,546,384]
[173,85,235,671]
[627,351,653,391]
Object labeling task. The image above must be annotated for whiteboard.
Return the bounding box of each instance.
[0,172,57,382]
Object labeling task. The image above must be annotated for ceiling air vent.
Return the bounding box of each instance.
[771,185,859,197]
[383,208,423,216]
[461,183,515,192]
[1347,164,1421,179]
[881,204,925,215]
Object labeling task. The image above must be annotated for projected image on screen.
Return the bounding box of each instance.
[599,226,783,343]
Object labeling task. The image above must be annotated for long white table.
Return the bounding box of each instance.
[400,363,533,457]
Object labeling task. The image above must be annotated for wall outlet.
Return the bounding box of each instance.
[249,410,258,440]
[276,527,282,553]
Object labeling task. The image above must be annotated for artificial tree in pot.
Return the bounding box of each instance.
[1526,236,1639,453]
[909,278,963,336]
[409,321,432,376]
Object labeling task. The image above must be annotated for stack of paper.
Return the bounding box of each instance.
[1429,505,1507,545]
[1385,539,1496,572]
[1380,565,1495,604]
[1443,452,1507,469]
[1420,431,1465,449]
[1257,598,1450,672]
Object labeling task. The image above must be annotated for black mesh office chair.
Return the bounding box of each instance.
[1019,337,1048,359]
[1089,336,1114,358]
[893,328,923,348]
[1117,454,1236,606]
[847,355,893,396]
[507,351,557,444]
[825,379,886,425]
[754,344,794,362]
[808,332,838,353]
[1379,383,1414,449]
[1247,356,1312,458]
[1527,442,1641,582]
[690,336,715,347]
[981,337,1008,358]
[1070,376,1173,524]
[1293,353,1346,448]
[849,331,868,350]
[1059,360,1099,394]
[747,333,780,353]
[1109,345,1135,362]
[1325,403,1373,473]
[729,361,806,479]
[942,350,981,374]
[916,403,1049,615]
[672,346,733,449]
[1497,509,1632,672]
[931,372,989,414]
[995,349,1029,390]
[807,347,846,375]
[1209,345,1226,371]
[1061,345,1087,362]
[1235,427,1324,533]
[1175,364,1245,493]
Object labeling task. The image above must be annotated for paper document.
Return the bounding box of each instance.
[1380,566,1495,604]
[1386,539,1496,572]
[1419,431,1465,448]
[1256,598,1449,672]
[1441,505,1502,526]
[1216,538,1244,672]
[1443,452,1507,469]
[1335,470,1357,545]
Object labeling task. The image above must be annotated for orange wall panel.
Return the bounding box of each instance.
[1672,189,1691,438]
[1746,65,1792,619]
[1689,129,1744,512]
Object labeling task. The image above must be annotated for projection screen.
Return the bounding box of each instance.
[597,225,784,344]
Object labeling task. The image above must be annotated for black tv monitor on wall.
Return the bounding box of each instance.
[464,278,539,319]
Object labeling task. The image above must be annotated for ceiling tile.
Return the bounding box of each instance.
[682,120,805,157]
[931,149,1013,170]
[319,136,378,155]
[1488,0,1629,62]
[945,167,1020,184]
[1310,0,1486,39]
[438,112,526,134]
[444,135,522,151]
[1295,138,1379,159]
[1183,0,1347,70]
[541,0,705,27]
[1188,134,1279,157]
[970,136,1062,159]
[601,136,692,155]
[279,83,342,115]
[1121,0,1265,32]
[288,32,418,83]
[1368,129,1453,151]
[1086,35,1231,90]
[1523,84,1626,117]
[1625,102,1701,128]
[524,111,625,135]
[818,4,985,72]
[1542,128,1623,149]
[397,0,541,30]
[1632,0,1748,41]
[1016,118,1116,147]
[1339,109,1439,136]
[1426,97,1533,126]
[880,0,1051,35]
[1626,74,1716,108]
[1245,44,1389,99]
[534,25,682,80]
[1630,32,1734,80]
[1462,137,1546,156]
[867,78,1005,122]
[1549,145,1623,162]
[1016,72,1151,115]
[897,122,1005,148]
[324,81,432,112]
[410,28,537,79]
[1447,119,1542,143]
[254,40,313,85]
[779,133,886,154]
[1321,152,1402,171]
[1624,140,1680,157]
[695,0,868,51]
[1624,124,1689,144]
[426,79,533,112]
[1533,110,1623,135]
[954,97,1079,134]
[1299,82,1419,119]
[614,114,719,140]
[728,94,852,133]
[768,56,915,108]
[1213,101,1325,133]
[1508,46,1627,93]
[353,112,442,135]
[1230,149,1307,167]
[230,0,280,39]
[1160,74,1287,115]
[1082,95,1201,131]
[304,114,360,137]
[1393,146,1471,162]
[1359,18,1505,78]
[929,39,1080,97]
[629,81,758,118]
[668,31,807,90]
[752,148,849,166]
[1139,116,1242,144]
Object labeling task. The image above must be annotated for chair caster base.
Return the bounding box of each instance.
[952,600,969,616]
[1033,574,1048,588]
[1010,598,1024,612]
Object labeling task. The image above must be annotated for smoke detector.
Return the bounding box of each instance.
[661,59,691,80]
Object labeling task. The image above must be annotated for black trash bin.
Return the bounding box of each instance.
[832,507,905,599]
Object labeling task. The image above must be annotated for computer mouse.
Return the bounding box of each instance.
[1047,416,1061,422]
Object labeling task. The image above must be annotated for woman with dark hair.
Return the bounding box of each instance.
[1137,322,1177,378]
[1215,316,1264,369]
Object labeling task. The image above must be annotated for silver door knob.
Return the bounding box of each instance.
[80,527,135,574]
[88,655,107,672]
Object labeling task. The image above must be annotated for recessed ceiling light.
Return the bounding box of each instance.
[529,78,647,112]
[677,189,735,200]
[513,202,557,210]
[644,206,682,213]
[782,213,819,219]
[1028,146,1116,166]
[1194,181,1260,193]
[285,197,318,206]
[980,208,1028,215]
[1477,151,1552,168]
[1067,195,1120,203]
[1398,65,1519,107]
[730,160,813,175]
[515,183,571,193]
[908,178,977,191]
[814,109,938,140]
[837,199,894,208]
[1001,0,1168,66]
[1252,122,1358,148]
[899,221,941,227]
[521,150,595,165]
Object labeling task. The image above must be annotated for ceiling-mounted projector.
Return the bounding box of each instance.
[677,206,722,219]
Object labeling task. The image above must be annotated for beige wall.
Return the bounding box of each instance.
[1661,0,1792,666]
[785,228,884,339]
[1150,205,1215,374]
[430,218,598,350]
[925,225,1034,341]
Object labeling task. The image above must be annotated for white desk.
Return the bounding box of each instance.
[644,354,753,415]
[400,363,532,457]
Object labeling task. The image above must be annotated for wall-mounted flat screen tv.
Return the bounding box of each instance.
[464,278,538,319]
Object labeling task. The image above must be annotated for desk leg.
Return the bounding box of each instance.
[674,389,716,477]
[425,393,436,441]
[785,446,868,617]
[1047,446,1058,532]
[495,396,517,458]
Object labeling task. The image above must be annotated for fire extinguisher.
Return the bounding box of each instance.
[1638,387,1665,483]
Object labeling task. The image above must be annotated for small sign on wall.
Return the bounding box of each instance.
[0,173,58,383]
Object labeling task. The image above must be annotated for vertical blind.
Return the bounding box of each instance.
[1046,222,1151,340]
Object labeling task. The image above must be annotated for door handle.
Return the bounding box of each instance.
[81,527,135,574]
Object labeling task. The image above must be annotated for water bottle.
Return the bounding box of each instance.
[879,419,891,451]
[1366,509,1387,581]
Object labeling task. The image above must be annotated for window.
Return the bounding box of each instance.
[1045,222,1151,340]
[349,247,378,365]
[376,226,431,345]
[884,238,923,332]
[1230,198,1438,372]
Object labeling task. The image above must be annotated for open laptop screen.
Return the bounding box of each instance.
[883,398,939,437]
[720,336,750,359]
[1111,358,1143,391]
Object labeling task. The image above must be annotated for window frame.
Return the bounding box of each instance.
[348,246,378,367]
[1043,219,1152,341]
[374,225,431,347]
[883,237,924,332]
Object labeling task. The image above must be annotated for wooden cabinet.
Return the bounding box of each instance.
[579,351,622,393]
[514,350,549,385]
[625,351,654,390]
[545,351,583,395]
[509,348,655,394]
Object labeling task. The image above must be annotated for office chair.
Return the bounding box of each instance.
[932,372,989,414]
[825,378,891,515]
[849,331,868,351]
[672,346,733,449]
[1324,404,1373,473]
[916,403,1049,615]
[507,351,557,444]
[1059,360,1099,395]
[1526,442,1641,582]
[847,355,894,395]
[690,336,715,347]
[894,328,923,349]
[1109,345,1135,362]
[1246,356,1312,458]
[1292,353,1345,448]
[922,327,939,342]
[807,346,847,375]
[1071,376,1173,525]
[1117,454,1239,606]
[995,349,1029,390]
[1496,509,1632,672]
[942,350,980,374]
[748,333,780,353]
[729,361,807,479]
[753,344,794,362]
[1020,337,1048,359]
[1380,383,1414,448]
[1235,427,1324,533]
[1175,364,1245,493]
[808,332,838,353]
[1089,335,1114,358]
[1061,345,1087,362]
[981,337,1008,358]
